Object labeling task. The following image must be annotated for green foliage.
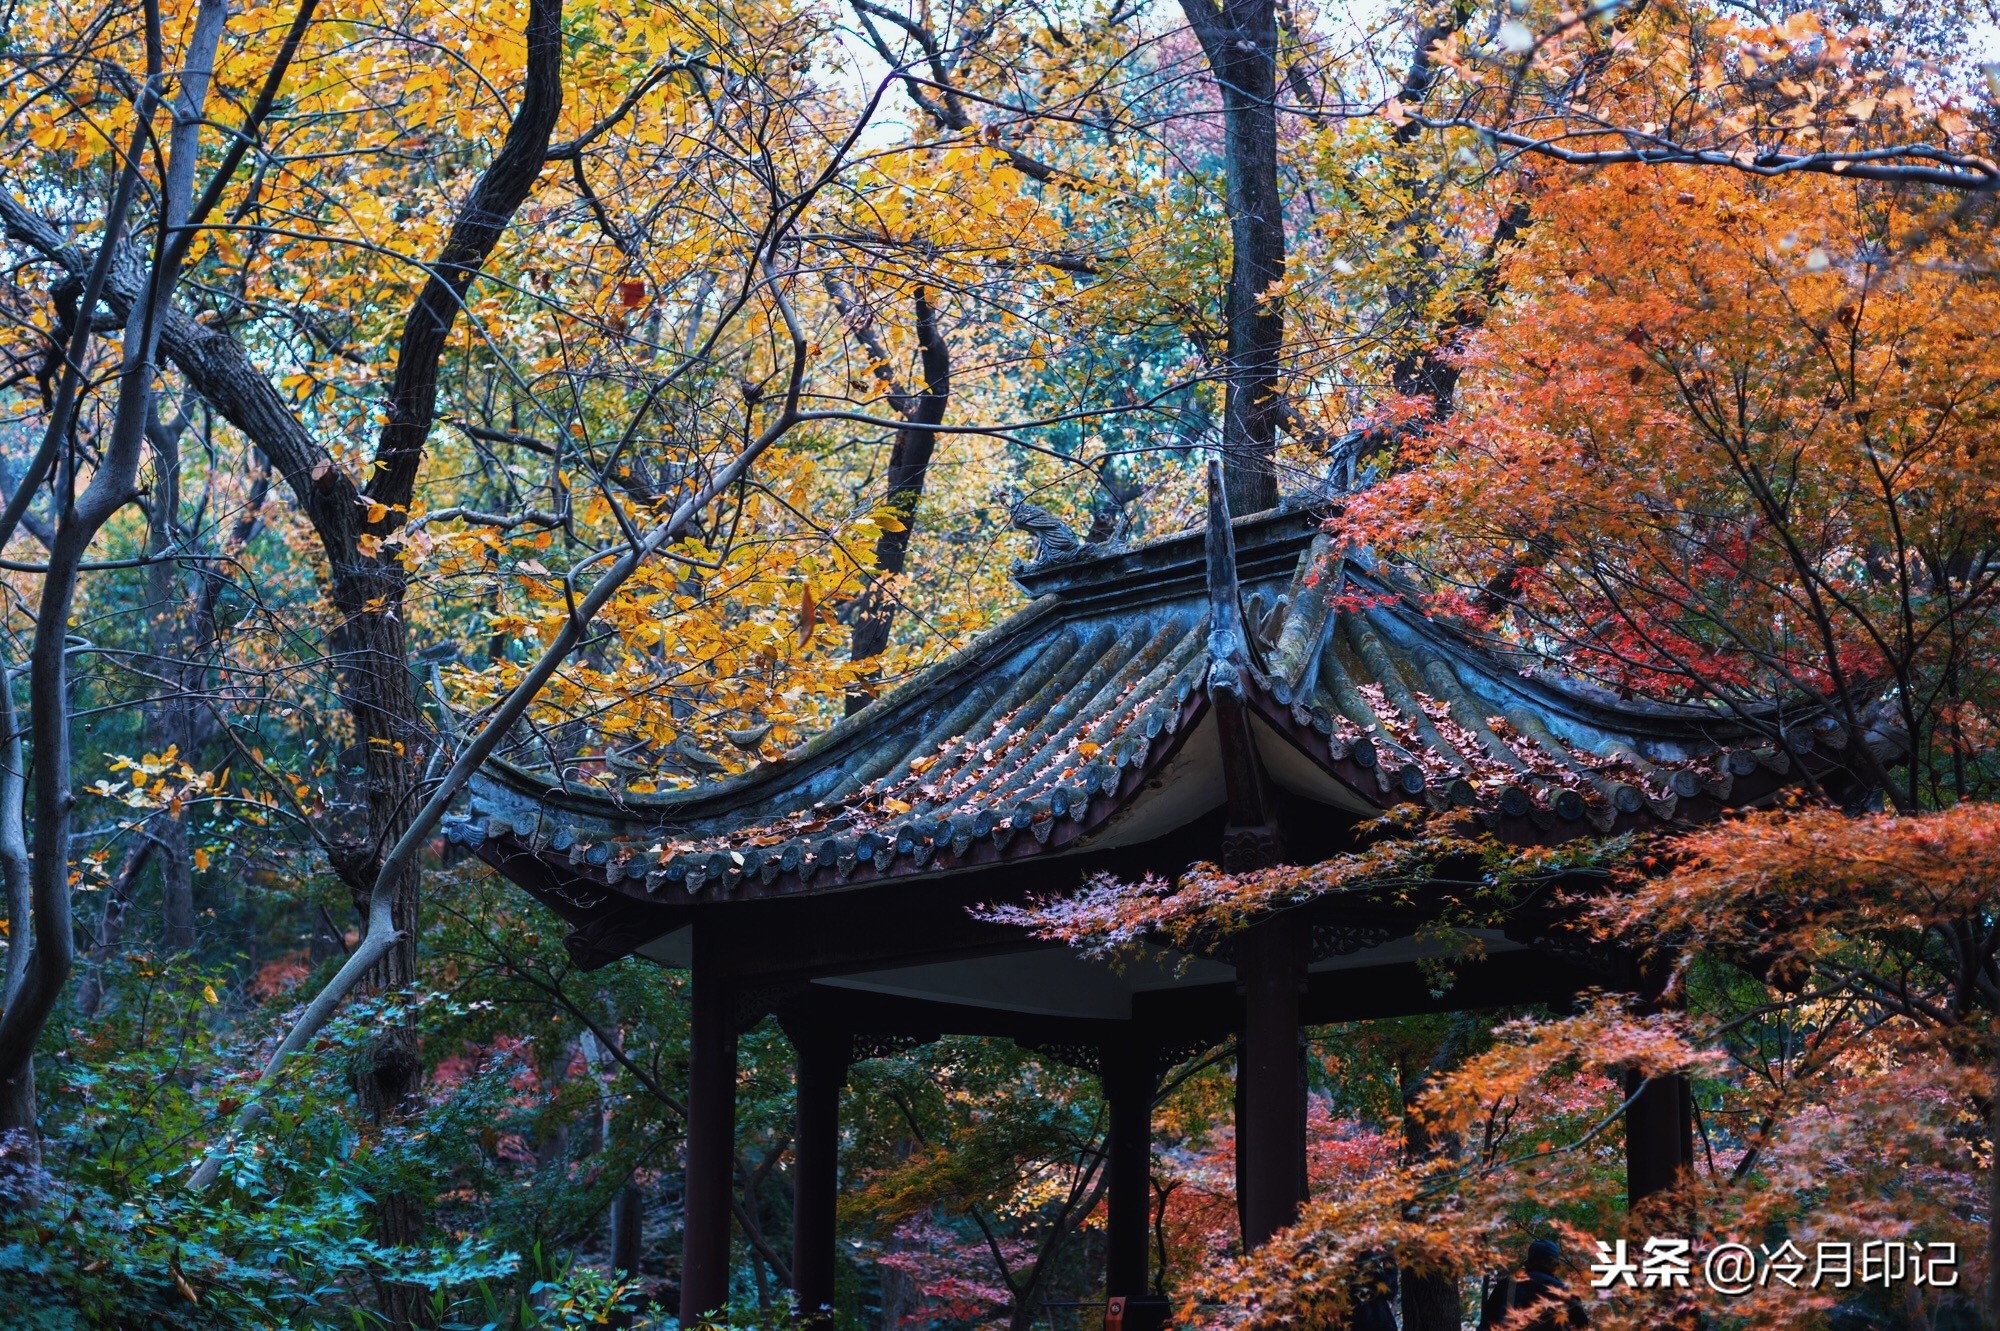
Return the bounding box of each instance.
[2,899,651,1328]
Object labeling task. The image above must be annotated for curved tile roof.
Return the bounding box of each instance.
[449,485,1900,910]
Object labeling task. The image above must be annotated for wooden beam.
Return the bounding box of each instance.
[801,984,1132,1048]
[681,923,736,1324]
[698,814,1229,982]
[1126,946,1597,1035]
[786,1019,848,1330]
[1237,916,1306,1247]
[1102,1043,1156,1301]
[750,945,1602,1055]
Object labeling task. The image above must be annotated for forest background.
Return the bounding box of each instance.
[0,0,1996,1324]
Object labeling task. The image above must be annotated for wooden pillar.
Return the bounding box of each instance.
[790,1025,849,1330]
[1624,1069,1694,1205]
[1102,1046,1154,1301]
[1237,916,1306,1248]
[681,937,737,1325]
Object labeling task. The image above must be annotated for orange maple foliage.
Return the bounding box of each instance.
[1341,168,2000,807]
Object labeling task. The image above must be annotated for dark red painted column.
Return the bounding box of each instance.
[681,934,737,1325]
[790,1026,849,1329]
[1103,1046,1155,1301]
[1238,916,1306,1248]
[1624,1070,1694,1205]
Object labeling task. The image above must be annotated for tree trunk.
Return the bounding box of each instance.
[0,1061,33,1166]
[876,1136,921,1329]
[1400,1265,1460,1331]
[878,1257,916,1330]
[141,408,202,955]
[608,1181,646,1328]
[1180,0,1285,514]
[610,1182,645,1277]
[1988,1040,2000,1320]
[845,288,950,712]
[335,564,430,1329]
[73,837,161,1020]
[1400,1036,1464,1331]
[0,662,26,1157]
[1399,1092,1461,1331]
[326,15,562,1316]
[157,815,196,954]
[329,570,425,988]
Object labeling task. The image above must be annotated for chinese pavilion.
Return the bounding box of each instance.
[448,463,1896,1328]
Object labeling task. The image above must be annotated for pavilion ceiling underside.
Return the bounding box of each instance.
[450,517,1884,905]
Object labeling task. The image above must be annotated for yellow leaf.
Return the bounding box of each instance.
[193,847,210,871]
[201,983,218,1004]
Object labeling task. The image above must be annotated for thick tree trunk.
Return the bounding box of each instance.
[878,1256,917,1330]
[142,426,201,955]
[845,289,950,711]
[332,567,430,1327]
[1399,1034,1465,1331]
[157,815,196,954]
[329,570,425,988]
[1181,0,1285,514]
[325,11,561,1317]
[610,1182,645,1277]
[1401,1270,1460,1331]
